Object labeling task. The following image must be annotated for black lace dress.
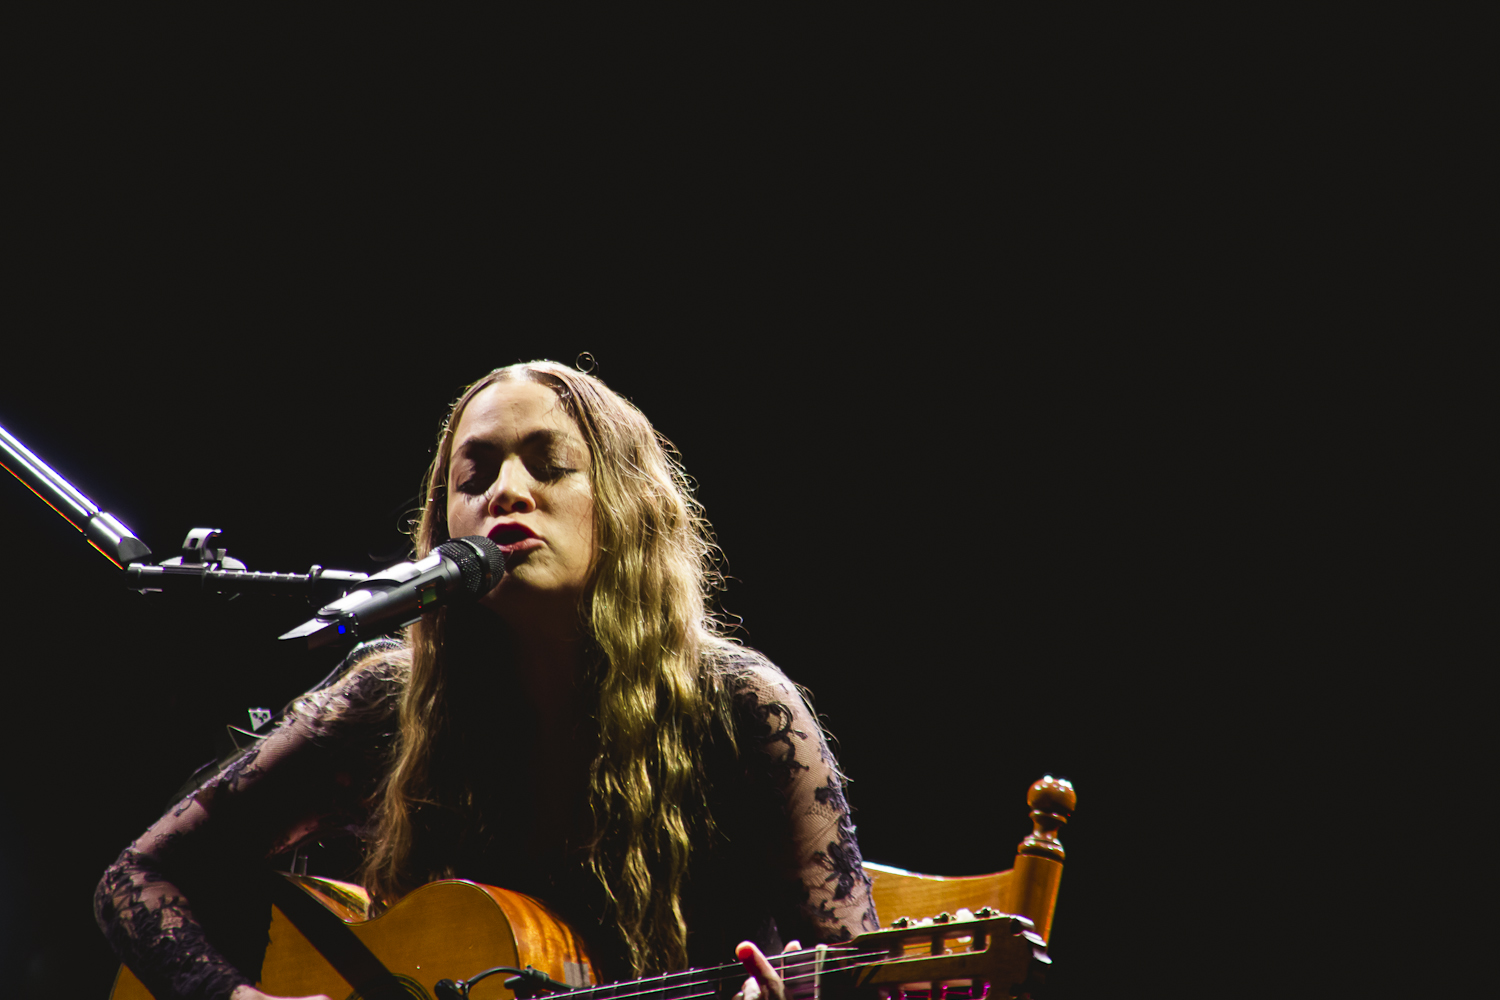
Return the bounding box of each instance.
[94,641,880,1000]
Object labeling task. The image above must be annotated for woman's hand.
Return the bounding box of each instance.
[733,939,802,1000]
[229,986,331,1000]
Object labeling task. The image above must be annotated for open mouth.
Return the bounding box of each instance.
[489,525,536,547]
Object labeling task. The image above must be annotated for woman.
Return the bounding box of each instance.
[95,361,879,1000]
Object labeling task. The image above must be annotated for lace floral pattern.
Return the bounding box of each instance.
[94,641,405,1000]
[715,652,880,947]
[95,849,252,1000]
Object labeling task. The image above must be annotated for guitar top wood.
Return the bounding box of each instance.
[110,876,598,1000]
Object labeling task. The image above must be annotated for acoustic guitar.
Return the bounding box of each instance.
[109,874,1049,1000]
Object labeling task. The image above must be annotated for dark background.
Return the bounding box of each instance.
[0,19,1433,1000]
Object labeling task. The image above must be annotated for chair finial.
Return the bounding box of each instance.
[1018,775,1076,861]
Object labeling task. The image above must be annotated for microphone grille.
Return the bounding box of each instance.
[438,536,507,599]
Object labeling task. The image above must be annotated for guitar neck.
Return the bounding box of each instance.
[561,946,867,1000]
[537,911,1047,1000]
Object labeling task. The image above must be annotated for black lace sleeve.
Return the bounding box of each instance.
[708,652,880,953]
[93,644,405,1000]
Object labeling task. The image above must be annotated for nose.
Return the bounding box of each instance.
[486,458,535,516]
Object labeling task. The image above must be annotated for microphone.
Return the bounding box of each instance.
[278,536,505,648]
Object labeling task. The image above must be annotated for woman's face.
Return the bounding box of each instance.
[445,380,595,621]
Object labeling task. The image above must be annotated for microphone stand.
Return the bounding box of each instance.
[1,420,369,607]
[126,529,371,604]
[6,419,393,883]
[1,421,152,569]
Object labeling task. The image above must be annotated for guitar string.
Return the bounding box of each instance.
[561,944,1001,1000]
[522,918,1021,1000]
[568,952,847,994]
[570,984,985,1000]
[575,953,848,995]
[594,942,989,987]
[574,965,991,1000]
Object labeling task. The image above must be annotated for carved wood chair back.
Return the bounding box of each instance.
[861,776,1076,944]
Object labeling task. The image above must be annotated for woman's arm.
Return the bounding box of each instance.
[724,657,881,947]
[94,649,402,1000]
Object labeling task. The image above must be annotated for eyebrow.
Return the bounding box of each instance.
[453,427,580,459]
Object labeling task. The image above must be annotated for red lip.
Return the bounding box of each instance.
[487,522,539,551]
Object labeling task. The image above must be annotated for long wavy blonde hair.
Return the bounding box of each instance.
[360,361,734,976]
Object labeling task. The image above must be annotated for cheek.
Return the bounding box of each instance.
[446,495,474,536]
[569,493,596,551]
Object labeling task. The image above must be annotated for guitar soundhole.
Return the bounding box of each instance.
[344,974,433,1000]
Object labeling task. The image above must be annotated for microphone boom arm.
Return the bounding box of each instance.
[2,420,370,609]
[126,560,371,600]
[0,421,152,569]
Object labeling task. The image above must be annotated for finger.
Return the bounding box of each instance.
[783,940,801,953]
[736,942,783,1000]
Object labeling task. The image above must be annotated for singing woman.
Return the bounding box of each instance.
[95,361,879,1000]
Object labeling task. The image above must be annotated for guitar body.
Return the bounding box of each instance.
[110,876,599,1000]
[109,874,1047,1000]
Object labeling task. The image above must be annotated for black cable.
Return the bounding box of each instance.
[435,964,574,1000]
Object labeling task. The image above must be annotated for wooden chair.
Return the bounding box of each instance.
[862,776,1076,945]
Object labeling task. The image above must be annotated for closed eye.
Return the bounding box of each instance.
[454,463,575,495]
[532,463,578,481]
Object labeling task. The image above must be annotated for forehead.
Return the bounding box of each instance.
[451,380,583,449]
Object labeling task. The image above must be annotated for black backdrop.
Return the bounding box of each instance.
[0,24,1388,1000]
[4,333,1311,1000]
